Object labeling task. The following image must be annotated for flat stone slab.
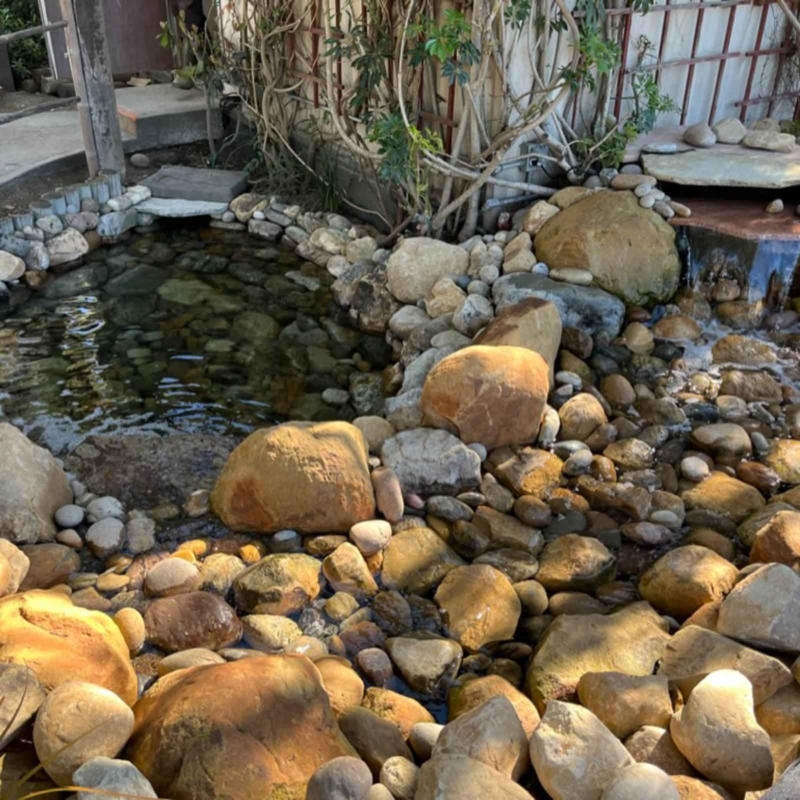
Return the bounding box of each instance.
[141,166,247,203]
[135,198,230,218]
[643,148,800,189]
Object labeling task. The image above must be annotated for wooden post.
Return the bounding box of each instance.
[58,0,124,178]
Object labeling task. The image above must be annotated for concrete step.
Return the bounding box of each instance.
[115,84,222,149]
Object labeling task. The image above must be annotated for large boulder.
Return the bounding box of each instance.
[420,346,549,449]
[128,656,356,800]
[670,670,773,793]
[473,297,562,379]
[0,424,72,544]
[682,472,765,524]
[0,590,137,704]
[211,421,375,533]
[527,602,670,711]
[386,238,469,303]
[534,190,681,305]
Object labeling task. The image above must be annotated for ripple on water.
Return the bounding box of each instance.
[0,223,391,456]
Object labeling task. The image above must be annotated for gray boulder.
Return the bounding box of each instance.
[493,273,625,337]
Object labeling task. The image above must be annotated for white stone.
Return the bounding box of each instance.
[135,198,230,217]
[530,700,635,800]
[0,252,25,281]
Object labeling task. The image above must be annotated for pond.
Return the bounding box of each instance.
[0,222,392,455]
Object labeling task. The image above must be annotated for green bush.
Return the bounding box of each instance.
[0,0,48,82]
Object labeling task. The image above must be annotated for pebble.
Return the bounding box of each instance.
[130,153,151,168]
[767,199,784,214]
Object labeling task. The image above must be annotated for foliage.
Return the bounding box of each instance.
[0,0,47,81]
[368,111,444,212]
[408,9,480,86]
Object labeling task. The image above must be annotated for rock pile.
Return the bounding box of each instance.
[4,167,800,799]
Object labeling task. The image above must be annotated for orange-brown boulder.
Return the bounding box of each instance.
[473,298,562,380]
[211,421,375,534]
[128,655,356,800]
[420,346,549,449]
[0,590,137,705]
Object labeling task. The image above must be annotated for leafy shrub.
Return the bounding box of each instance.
[0,0,48,82]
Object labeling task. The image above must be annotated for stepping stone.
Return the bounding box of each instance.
[141,166,247,203]
[135,198,230,218]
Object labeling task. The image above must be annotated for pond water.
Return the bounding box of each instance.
[0,222,392,455]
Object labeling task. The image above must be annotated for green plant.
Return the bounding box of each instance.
[0,0,47,81]
[407,9,480,86]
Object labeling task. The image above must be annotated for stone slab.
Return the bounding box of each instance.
[644,148,800,189]
[134,198,231,218]
[140,166,248,203]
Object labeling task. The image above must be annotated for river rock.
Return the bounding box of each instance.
[380,428,481,496]
[337,706,412,775]
[531,700,635,800]
[242,614,301,652]
[743,130,795,153]
[433,695,528,779]
[144,557,202,596]
[533,190,681,306]
[683,123,717,147]
[527,602,670,710]
[46,228,90,266]
[381,527,464,594]
[485,446,564,499]
[386,238,469,303]
[306,756,373,800]
[73,757,157,800]
[559,393,608,441]
[385,634,462,695]
[448,674,540,737]
[712,117,746,144]
[750,510,800,565]
[233,552,323,614]
[316,656,365,714]
[577,672,672,739]
[658,625,792,706]
[535,534,616,592]
[712,334,776,365]
[624,727,696,776]
[690,423,752,462]
[764,439,800,484]
[420,346,549,449]
[143,591,243,652]
[670,669,773,792]
[362,687,434,737]
[682,472,765,523]
[0,251,25,280]
[473,297,562,379]
[717,563,800,653]
[601,763,679,800]
[416,754,535,799]
[0,590,136,703]
[638,546,737,618]
[323,542,378,598]
[763,759,800,799]
[0,424,72,544]
[434,564,521,651]
[211,421,375,533]
[493,273,625,338]
[33,680,134,785]
[128,656,355,800]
